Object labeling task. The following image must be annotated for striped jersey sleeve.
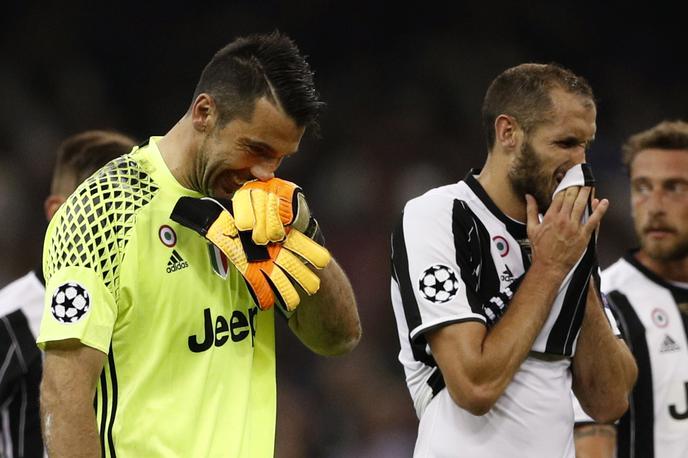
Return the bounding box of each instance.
[391,190,487,345]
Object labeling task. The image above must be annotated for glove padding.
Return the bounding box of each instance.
[171,196,330,311]
[232,178,323,245]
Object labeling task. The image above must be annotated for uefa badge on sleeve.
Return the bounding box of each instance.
[418,264,460,303]
[51,282,91,323]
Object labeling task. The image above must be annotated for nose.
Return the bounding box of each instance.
[646,188,667,212]
[250,158,281,181]
[572,146,587,165]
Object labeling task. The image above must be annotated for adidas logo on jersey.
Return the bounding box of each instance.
[166,250,189,273]
[500,265,514,282]
[660,334,680,353]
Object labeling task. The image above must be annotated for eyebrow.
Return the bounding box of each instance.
[557,136,595,149]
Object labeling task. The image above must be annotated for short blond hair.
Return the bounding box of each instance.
[622,120,688,171]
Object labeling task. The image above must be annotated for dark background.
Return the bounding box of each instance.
[1,2,686,456]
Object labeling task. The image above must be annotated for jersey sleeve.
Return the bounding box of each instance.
[391,193,486,343]
[37,167,126,353]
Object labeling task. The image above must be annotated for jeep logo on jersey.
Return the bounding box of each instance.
[188,307,259,352]
[51,282,90,323]
[418,264,460,303]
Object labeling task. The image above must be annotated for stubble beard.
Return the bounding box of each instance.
[638,227,688,262]
[508,140,553,212]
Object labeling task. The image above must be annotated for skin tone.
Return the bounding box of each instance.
[631,149,688,281]
[427,87,637,418]
[41,93,361,457]
[575,147,688,457]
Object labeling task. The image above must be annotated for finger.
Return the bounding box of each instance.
[585,198,609,233]
[570,186,592,222]
[274,249,321,294]
[283,229,331,268]
[232,190,256,232]
[558,186,582,217]
[266,191,286,242]
[525,194,540,229]
[590,197,600,212]
[251,190,269,245]
[266,265,301,310]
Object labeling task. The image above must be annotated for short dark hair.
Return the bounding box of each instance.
[51,130,136,195]
[481,63,595,151]
[191,31,324,131]
[622,120,688,171]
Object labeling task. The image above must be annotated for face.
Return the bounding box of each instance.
[630,149,688,261]
[508,88,597,210]
[197,97,305,199]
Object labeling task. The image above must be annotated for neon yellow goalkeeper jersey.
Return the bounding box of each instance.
[37,137,276,458]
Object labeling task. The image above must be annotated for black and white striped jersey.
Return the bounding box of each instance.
[575,253,688,458]
[390,169,599,457]
[0,271,45,458]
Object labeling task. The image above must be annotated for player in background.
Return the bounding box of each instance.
[0,130,135,458]
[574,120,688,458]
[391,63,637,457]
[38,32,361,457]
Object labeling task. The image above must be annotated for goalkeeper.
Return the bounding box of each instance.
[37,32,361,458]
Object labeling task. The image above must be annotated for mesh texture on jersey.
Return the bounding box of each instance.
[44,155,159,300]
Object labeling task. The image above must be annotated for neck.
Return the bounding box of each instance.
[635,251,688,284]
[477,153,525,222]
[157,117,201,192]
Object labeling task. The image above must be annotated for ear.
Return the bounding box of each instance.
[44,195,66,221]
[190,93,217,133]
[494,114,522,151]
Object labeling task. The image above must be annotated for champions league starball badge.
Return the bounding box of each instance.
[418,264,460,303]
[51,282,91,323]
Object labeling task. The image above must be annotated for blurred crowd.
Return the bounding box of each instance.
[1,2,686,456]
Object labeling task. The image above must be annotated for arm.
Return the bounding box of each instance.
[574,424,617,458]
[41,339,106,458]
[428,188,607,415]
[288,258,361,356]
[572,281,637,423]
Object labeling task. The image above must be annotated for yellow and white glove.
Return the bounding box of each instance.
[171,196,330,311]
[232,178,324,246]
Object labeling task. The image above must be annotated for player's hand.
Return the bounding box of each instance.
[526,186,608,276]
[171,197,331,311]
[232,178,324,245]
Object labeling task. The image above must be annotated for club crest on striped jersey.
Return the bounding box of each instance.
[651,308,669,328]
[159,225,177,247]
[208,243,230,279]
[51,282,90,323]
[492,235,510,257]
[418,264,460,303]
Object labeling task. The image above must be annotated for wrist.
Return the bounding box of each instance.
[527,260,569,284]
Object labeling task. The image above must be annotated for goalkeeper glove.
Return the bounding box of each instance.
[170,196,330,311]
[231,178,324,246]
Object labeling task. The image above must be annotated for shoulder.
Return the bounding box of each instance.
[401,181,472,223]
[0,272,43,317]
[45,154,161,285]
[49,154,160,240]
[600,258,641,295]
